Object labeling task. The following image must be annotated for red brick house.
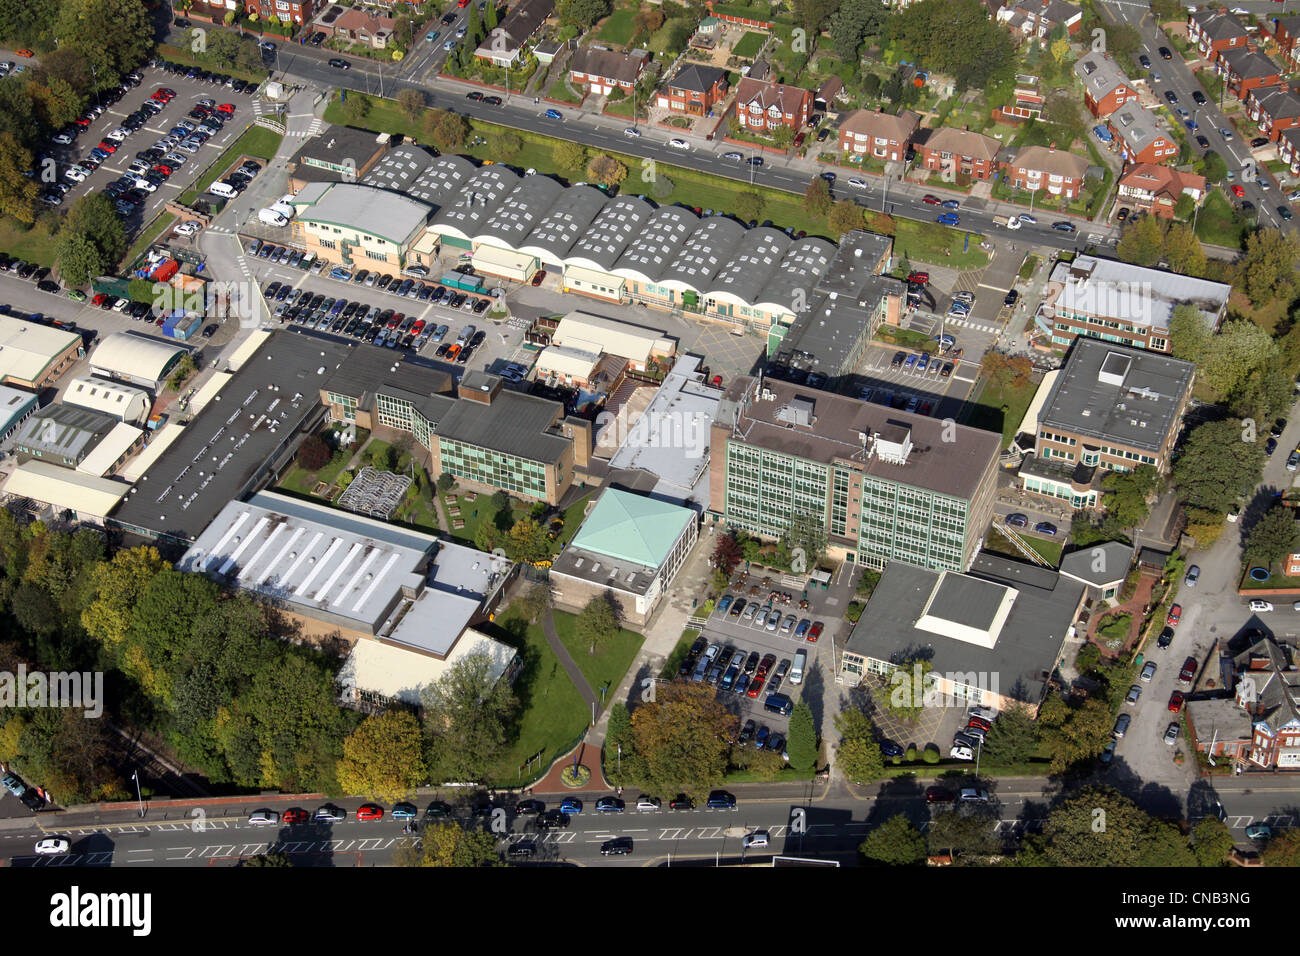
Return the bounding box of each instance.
[1246,84,1300,141]
[995,0,1083,42]
[655,64,728,116]
[568,47,649,95]
[837,109,920,163]
[1116,164,1206,218]
[1004,145,1089,199]
[1074,53,1138,118]
[1187,8,1249,63]
[1267,14,1300,71]
[916,127,1002,181]
[1108,103,1180,166]
[1215,46,1284,100]
[1277,126,1300,174]
[732,78,812,134]
[245,0,315,25]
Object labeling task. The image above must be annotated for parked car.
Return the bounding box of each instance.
[1113,713,1131,738]
[1140,660,1158,683]
[1179,656,1198,683]
[1184,565,1200,588]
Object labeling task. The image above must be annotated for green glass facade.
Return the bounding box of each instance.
[441,438,548,497]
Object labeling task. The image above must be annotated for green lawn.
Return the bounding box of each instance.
[1195,190,1248,248]
[277,454,352,497]
[483,611,591,787]
[550,609,644,709]
[732,31,767,59]
[964,374,1039,448]
[661,629,700,680]
[546,77,582,104]
[894,218,991,270]
[596,8,638,45]
[179,125,284,205]
[0,217,61,268]
[441,491,528,546]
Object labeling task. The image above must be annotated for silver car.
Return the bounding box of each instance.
[766,610,780,632]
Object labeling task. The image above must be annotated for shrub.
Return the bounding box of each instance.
[297,435,331,471]
[921,745,940,764]
[904,744,917,762]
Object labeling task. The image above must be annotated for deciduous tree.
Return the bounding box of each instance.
[336,709,427,802]
[575,592,621,655]
[420,650,517,783]
[859,813,927,865]
[630,681,736,797]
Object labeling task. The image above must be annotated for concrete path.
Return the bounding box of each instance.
[540,608,599,713]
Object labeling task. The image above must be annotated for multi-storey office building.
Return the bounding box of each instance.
[709,376,999,571]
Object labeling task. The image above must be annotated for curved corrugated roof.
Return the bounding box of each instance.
[611,204,698,283]
[662,216,744,290]
[518,185,610,261]
[565,195,655,271]
[90,332,191,384]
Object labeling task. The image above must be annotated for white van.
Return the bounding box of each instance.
[789,649,807,686]
[268,201,295,220]
[209,181,237,199]
[258,207,289,227]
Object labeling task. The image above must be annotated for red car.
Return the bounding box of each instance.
[921,194,941,205]
[1168,691,1185,713]
[282,808,308,824]
[1231,184,1245,197]
[531,270,546,286]
[756,653,776,680]
[73,116,91,128]
[97,141,117,154]
[808,621,824,643]
[1179,657,1198,683]
[217,103,236,115]
[907,271,930,284]
[153,164,174,176]
[967,716,992,732]
[1167,604,1182,627]
[746,677,766,699]
[925,786,955,803]
[15,49,34,57]
[91,293,109,307]
[356,804,384,821]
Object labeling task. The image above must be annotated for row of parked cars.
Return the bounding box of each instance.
[950,706,998,761]
[717,594,825,643]
[323,265,495,317]
[678,636,800,712]
[153,58,262,94]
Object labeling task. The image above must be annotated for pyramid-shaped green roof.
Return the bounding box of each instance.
[570,489,694,569]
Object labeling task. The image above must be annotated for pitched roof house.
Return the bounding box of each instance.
[475,0,555,67]
[1214,47,1284,100]
[916,127,1002,181]
[1107,103,1180,166]
[1116,163,1206,218]
[1186,8,1249,62]
[837,109,921,163]
[1074,53,1139,118]
[655,63,729,115]
[568,47,649,94]
[732,77,813,133]
[1246,84,1300,141]
[1004,145,1090,198]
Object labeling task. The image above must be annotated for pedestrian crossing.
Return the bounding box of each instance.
[944,317,1000,334]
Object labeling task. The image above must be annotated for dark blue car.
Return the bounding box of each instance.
[559,797,582,814]
[937,212,959,226]
[544,108,562,120]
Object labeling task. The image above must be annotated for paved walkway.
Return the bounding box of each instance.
[1087,571,1158,656]
[540,608,598,712]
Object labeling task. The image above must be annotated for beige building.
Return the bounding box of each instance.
[0,316,84,390]
[289,182,433,270]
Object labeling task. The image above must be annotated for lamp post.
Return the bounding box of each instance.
[131,770,144,817]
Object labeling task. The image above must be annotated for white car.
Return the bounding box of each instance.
[668,138,690,150]
[64,167,87,183]
[105,128,128,142]
[635,796,661,811]
[247,809,280,825]
[174,221,202,237]
[949,746,974,761]
[623,127,641,137]
[133,178,157,192]
[1250,600,1275,613]
[742,830,769,849]
[848,177,868,189]
[34,837,70,855]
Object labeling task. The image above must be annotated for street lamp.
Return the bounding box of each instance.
[131,770,144,817]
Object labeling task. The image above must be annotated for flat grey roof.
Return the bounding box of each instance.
[843,554,1084,705]
[1049,255,1230,332]
[614,205,699,280]
[779,273,904,374]
[111,334,354,543]
[567,194,655,270]
[294,125,387,170]
[720,374,1000,501]
[324,349,453,408]
[815,229,893,299]
[1038,338,1194,453]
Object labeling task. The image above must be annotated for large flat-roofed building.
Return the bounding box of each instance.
[1036,255,1230,353]
[63,376,151,425]
[178,491,512,648]
[1021,338,1194,506]
[319,347,453,430]
[710,375,1000,571]
[12,404,119,468]
[0,384,38,444]
[110,334,352,544]
[289,181,434,269]
[837,554,1086,711]
[0,315,84,390]
[550,488,698,628]
[89,332,192,392]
